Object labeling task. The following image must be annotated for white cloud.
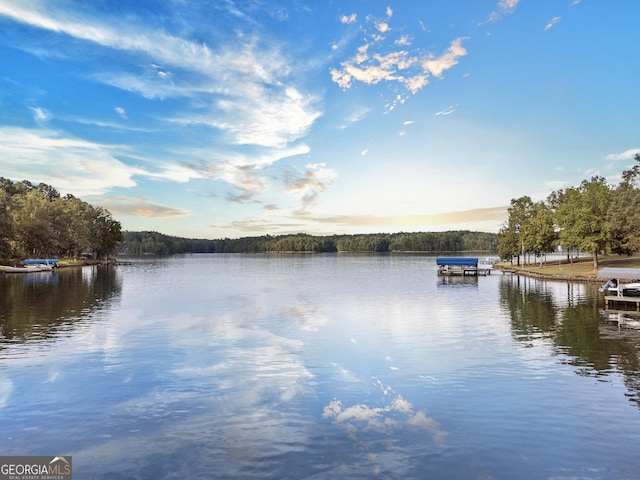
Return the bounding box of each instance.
[395,35,411,46]
[322,394,447,443]
[0,1,322,151]
[180,143,312,202]
[96,195,191,218]
[606,148,640,161]
[421,37,468,78]
[29,106,51,123]
[485,0,521,23]
[284,162,337,207]
[544,16,561,31]
[331,27,468,97]
[0,0,333,207]
[0,126,137,195]
[435,105,456,116]
[0,126,203,196]
[212,86,321,149]
[340,13,357,24]
[376,22,390,33]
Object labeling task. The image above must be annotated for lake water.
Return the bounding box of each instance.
[1,254,639,479]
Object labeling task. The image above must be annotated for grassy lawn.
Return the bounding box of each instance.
[496,254,640,279]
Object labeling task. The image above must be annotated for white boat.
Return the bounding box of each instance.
[598,267,640,297]
[22,259,59,270]
[4,265,43,273]
[607,280,640,297]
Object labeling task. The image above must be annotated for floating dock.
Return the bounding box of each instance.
[436,257,491,276]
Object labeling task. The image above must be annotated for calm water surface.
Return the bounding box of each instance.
[1,254,639,479]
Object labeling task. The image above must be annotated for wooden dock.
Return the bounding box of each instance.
[604,295,640,311]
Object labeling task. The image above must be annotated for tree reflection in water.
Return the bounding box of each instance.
[500,275,640,407]
[0,266,121,346]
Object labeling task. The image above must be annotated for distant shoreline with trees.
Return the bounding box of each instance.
[118,230,498,255]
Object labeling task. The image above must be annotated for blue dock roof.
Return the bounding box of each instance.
[436,257,478,267]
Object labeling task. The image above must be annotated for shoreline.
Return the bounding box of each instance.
[494,265,607,283]
[494,254,640,283]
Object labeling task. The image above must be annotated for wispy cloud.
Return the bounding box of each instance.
[340,13,357,24]
[544,16,561,31]
[294,206,508,230]
[0,126,201,196]
[323,393,447,444]
[485,0,521,23]
[29,106,51,123]
[96,195,191,218]
[178,143,312,203]
[0,0,326,207]
[435,105,456,116]
[606,148,640,161]
[331,14,468,98]
[0,2,321,146]
[284,163,337,208]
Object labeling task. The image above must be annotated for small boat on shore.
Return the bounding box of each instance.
[2,258,59,273]
[4,265,44,273]
[22,259,59,269]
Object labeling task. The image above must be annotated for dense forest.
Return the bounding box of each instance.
[0,178,122,261]
[119,230,498,255]
[498,154,640,268]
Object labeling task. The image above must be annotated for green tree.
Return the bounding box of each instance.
[608,154,640,255]
[59,195,94,258]
[524,201,558,266]
[0,190,15,258]
[11,189,55,257]
[554,176,612,269]
[502,196,534,266]
[89,207,123,259]
[497,222,519,264]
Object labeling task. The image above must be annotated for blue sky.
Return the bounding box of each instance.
[0,0,638,239]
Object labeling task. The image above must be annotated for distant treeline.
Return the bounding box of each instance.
[119,230,498,255]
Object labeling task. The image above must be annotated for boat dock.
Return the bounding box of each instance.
[436,257,492,276]
[604,296,640,311]
[599,267,640,311]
